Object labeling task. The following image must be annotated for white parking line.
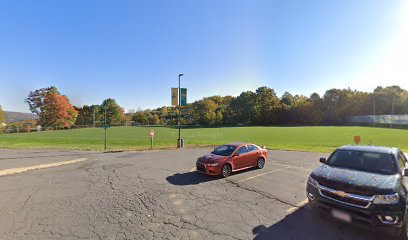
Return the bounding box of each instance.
[190,167,196,172]
[0,158,88,177]
[286,198,309,214]
[238,166,292,182]
[269,161,314,171]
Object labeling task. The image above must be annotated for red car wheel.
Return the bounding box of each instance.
[222,164,232,178]
[257,158,265,169]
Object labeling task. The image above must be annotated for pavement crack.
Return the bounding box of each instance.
[22,186,40,207]
[224,179,297,208]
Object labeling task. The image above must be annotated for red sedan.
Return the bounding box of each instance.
[196,143,268,177]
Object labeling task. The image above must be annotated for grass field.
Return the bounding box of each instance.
[0,126,407,152]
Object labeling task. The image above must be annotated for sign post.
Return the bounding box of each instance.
[103,106,109,151]
[102,124,111,150]
[150,129,155,149]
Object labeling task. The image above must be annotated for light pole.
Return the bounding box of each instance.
[178,73,183,148]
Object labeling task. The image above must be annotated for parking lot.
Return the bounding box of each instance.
[0,148,390,240]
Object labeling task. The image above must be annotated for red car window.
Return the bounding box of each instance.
[236,146,248,154]
[247,145,258,152]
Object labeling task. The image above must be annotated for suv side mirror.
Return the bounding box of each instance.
[403,167,408,177]
[319,157,327,164]
[233,153,239,157]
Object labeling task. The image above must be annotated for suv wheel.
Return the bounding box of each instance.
[399,221,408,240]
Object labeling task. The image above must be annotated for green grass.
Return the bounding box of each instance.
[0,126,407,152]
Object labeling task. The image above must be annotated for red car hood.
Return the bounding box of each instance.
[198,154,228,163]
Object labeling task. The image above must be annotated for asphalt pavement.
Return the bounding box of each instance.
[0,148,391,240]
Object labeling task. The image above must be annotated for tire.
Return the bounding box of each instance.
[257,158,265,169]
[398,221,408,240]
[222,164,232,178]
[308,199,318,211]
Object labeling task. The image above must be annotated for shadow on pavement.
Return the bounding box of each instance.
[252,205,389,240]
[166,171,220,186]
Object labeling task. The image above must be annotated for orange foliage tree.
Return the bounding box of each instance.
[41,93,78,128]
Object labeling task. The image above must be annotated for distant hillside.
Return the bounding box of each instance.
[5,111,38,123]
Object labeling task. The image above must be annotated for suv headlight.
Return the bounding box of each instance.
[308,176,318,188]
[207,163,219,167]
[373,193,399,204]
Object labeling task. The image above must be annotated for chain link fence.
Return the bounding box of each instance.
[349,114,408,124]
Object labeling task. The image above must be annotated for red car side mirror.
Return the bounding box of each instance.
[233,153,239,157]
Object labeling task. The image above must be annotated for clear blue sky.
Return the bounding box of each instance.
[1,0,407,112]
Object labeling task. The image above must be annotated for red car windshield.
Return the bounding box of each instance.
[211,145,237,156]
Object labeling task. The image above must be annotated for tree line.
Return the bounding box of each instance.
[8,85,408,131]
[23,86,127,129]
[129,85,408,126]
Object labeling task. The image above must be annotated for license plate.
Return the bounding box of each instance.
[332,209,351,223]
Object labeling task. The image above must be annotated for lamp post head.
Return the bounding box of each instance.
[179,74,184,78]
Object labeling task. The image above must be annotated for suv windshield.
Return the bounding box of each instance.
[211,145,237,156]
[326,150,398,175]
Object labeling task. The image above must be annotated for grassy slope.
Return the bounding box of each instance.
[0,126,407,152]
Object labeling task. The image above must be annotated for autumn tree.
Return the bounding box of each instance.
[25,86,77,128]
[0,105,5,124]
[25,86,59,116]
[41,93,78,128]
[0,105,6,132]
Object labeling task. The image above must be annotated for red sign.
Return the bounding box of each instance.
[150,130,155,138]
[353,136,361,145]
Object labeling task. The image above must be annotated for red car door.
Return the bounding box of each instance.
[246,145,260,167]
[232,146,248,169]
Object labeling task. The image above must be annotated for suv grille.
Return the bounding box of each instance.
[320,189,369,208]
[318,184,374,209]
